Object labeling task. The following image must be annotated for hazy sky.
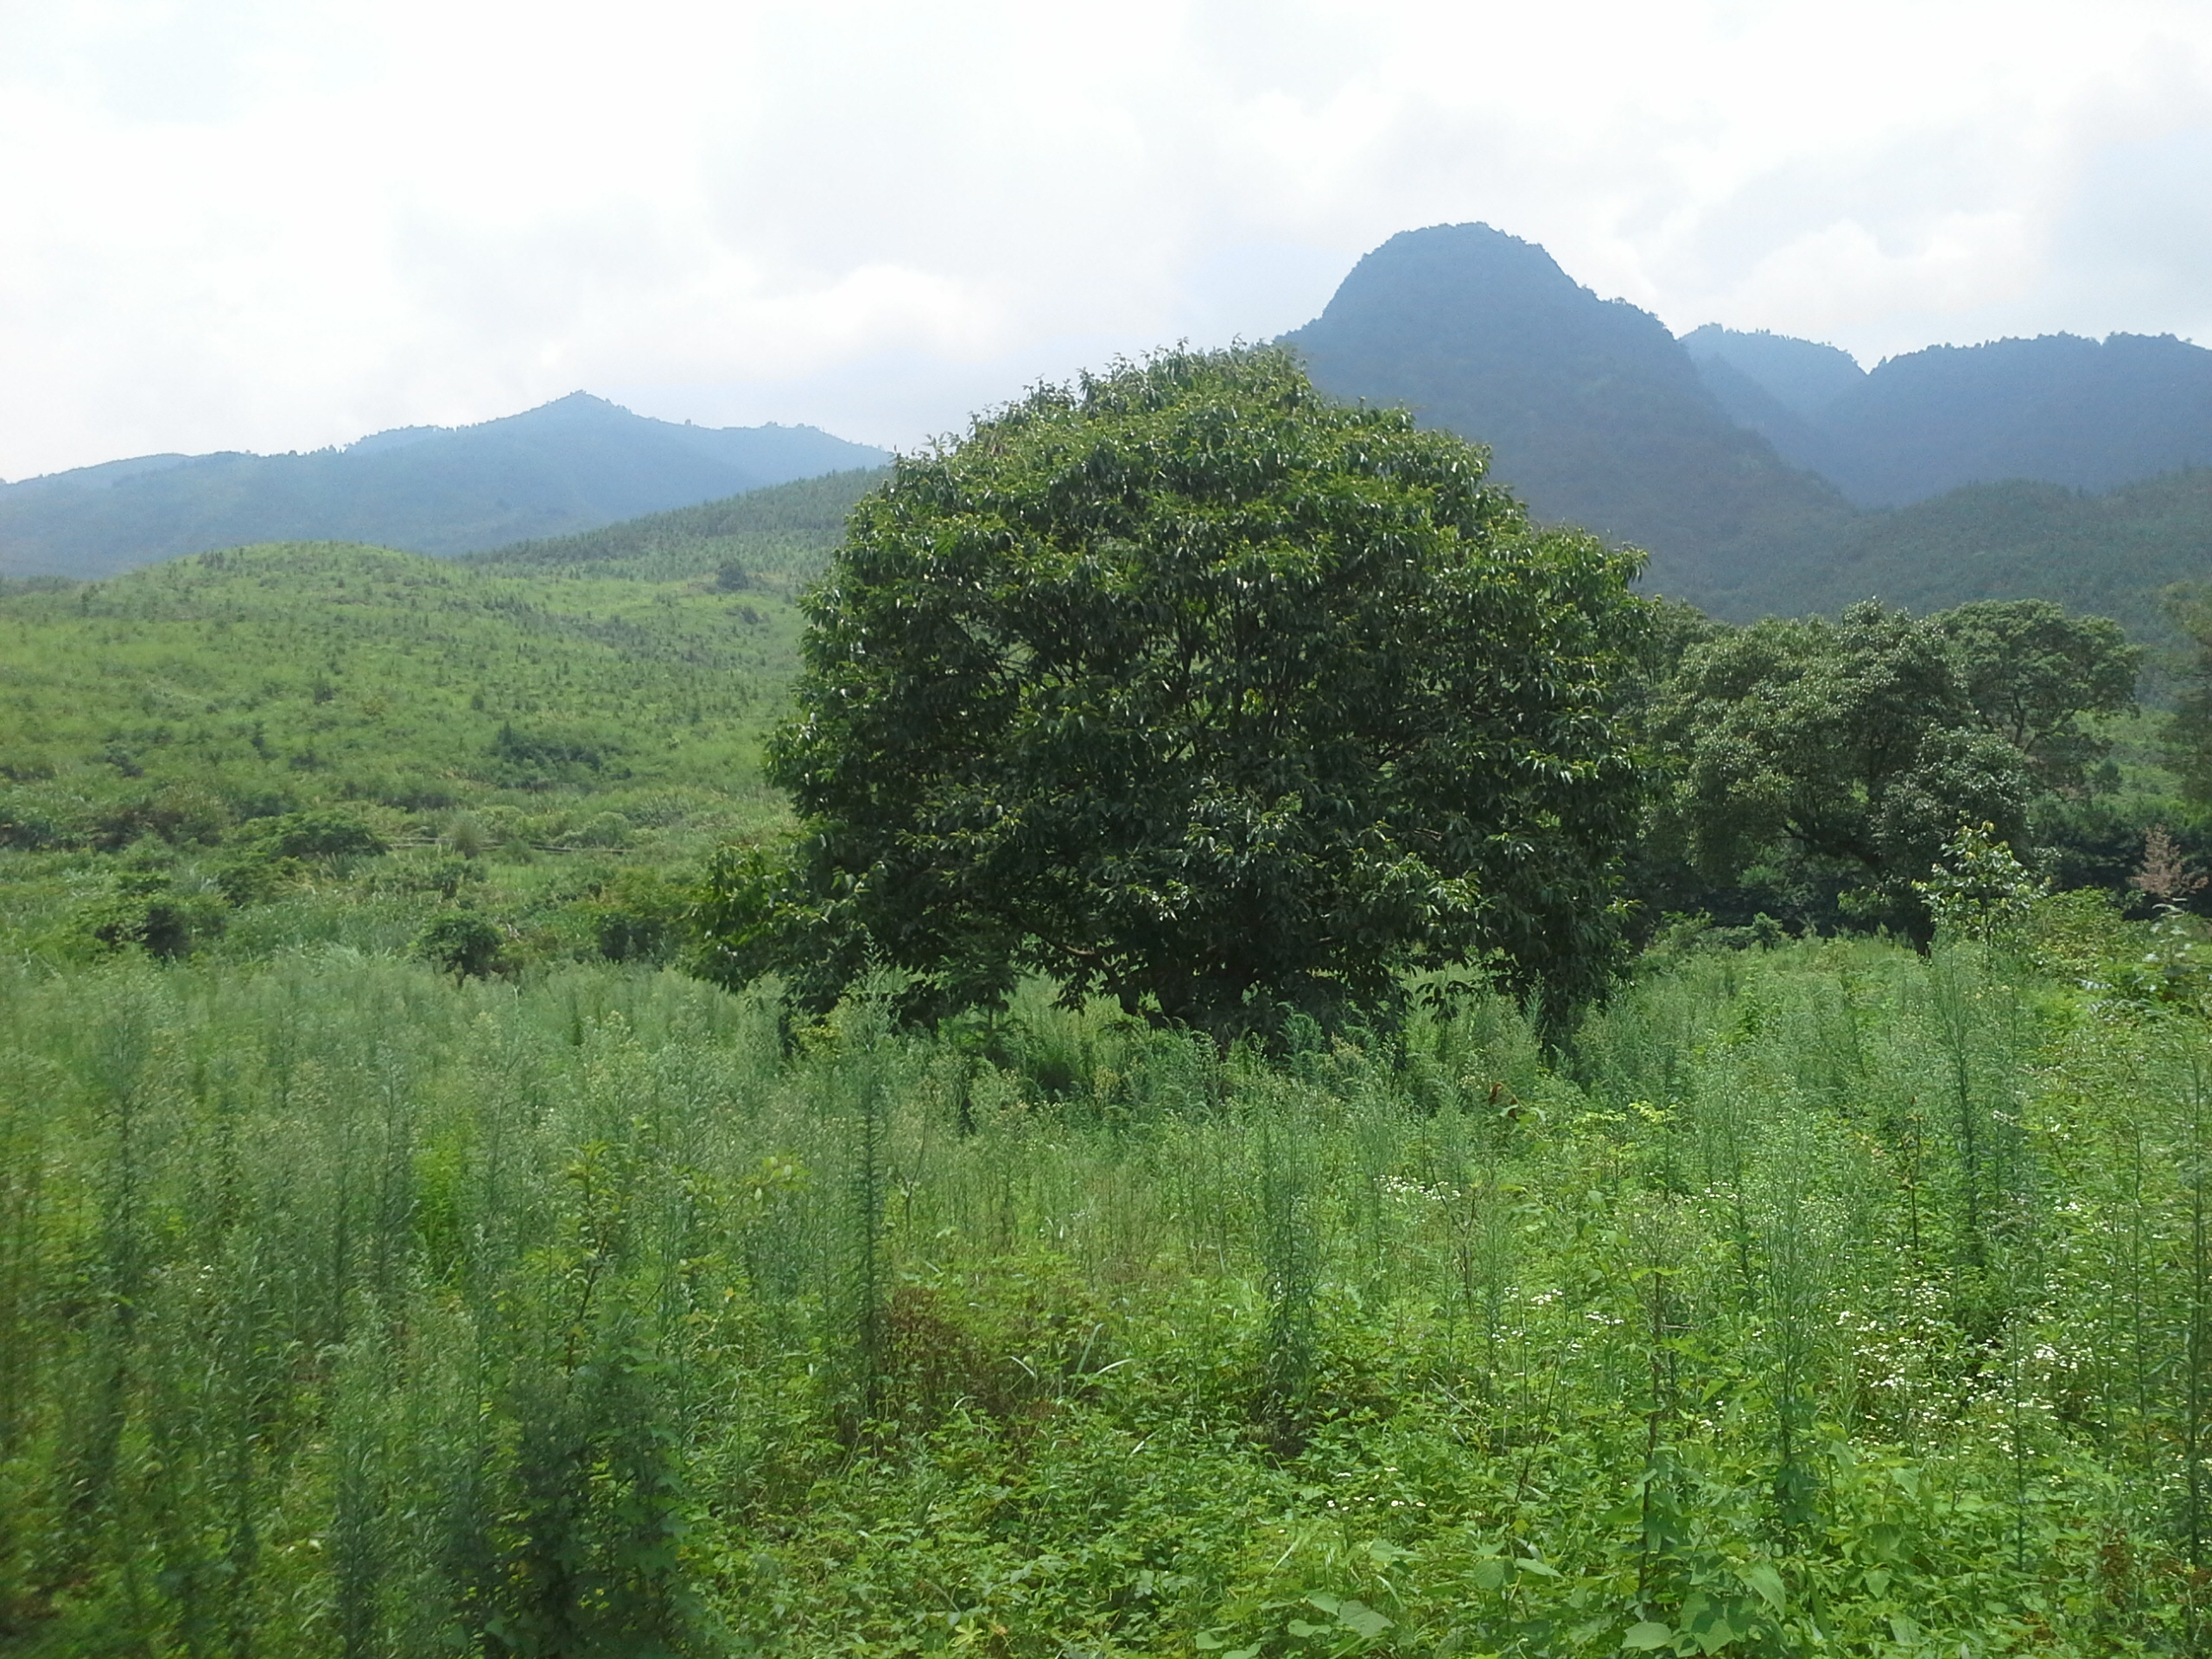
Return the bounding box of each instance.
[6,0,2212,478]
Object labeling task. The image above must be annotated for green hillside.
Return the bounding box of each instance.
[10,410,2212,1657]
[465,463,887,581]
[0,536,815,963]
[0,393,887,579]
[1707,467,2212,648]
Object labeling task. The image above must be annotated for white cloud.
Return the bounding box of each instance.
[4,0,2212,474]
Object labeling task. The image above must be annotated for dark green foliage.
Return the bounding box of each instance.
[705,346,1647,1039]
[1936,598,2139,788]
[243,808,389,861]
[488,722,614,789]
[586,870,692,965]
[2167,586,2212,804]
[1649,601,2136,934]
[79,869,230,959]
[414,908,508,979]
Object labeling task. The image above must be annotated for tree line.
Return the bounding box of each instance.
[701,344,2205,1041]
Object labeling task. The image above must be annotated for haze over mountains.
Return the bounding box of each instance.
[1685,324,2212,507]
[0,393,887,579]
[10,219,2212,642]
[1286,221,2212,634]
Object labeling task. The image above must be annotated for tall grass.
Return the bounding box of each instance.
[0,924,2208,1654]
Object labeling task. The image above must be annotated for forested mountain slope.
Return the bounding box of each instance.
[1281,226,2212,627]
[465,464,884,582]
[0,393,887,580]
[1711,467,2212,644]
[1281,223,1854,597]
[1688,325,2212,507]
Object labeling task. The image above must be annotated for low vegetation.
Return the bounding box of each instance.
[7,406,2212,1655]
[6,906,2212,1654]
[0,488,853,970]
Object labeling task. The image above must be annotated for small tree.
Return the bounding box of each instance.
[699,346,1648,1041]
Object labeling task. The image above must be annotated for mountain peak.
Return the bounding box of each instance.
[1281,223,1849,593]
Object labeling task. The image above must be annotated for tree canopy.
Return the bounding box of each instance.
[697,346,1649,1039]
[1651,598,2136,933]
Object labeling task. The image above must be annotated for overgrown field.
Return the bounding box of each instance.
[6,908,2212,1656]
[0,473,869,969]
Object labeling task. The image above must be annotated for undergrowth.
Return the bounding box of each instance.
[2,908,2210,1655]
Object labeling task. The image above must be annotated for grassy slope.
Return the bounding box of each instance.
[0,542,798,838]
[0,518,842,960]
[462,464,887,581]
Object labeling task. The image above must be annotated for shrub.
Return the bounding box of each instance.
[413,908,508,979]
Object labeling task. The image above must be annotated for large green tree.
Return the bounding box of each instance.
[698,346,1648,1039]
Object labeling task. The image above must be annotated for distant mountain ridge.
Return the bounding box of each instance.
[1688,327,2212,509]
[1285,223,2212,631]
[0,393,888,579]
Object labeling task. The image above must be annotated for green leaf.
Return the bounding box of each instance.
[1622,1621,1674,1650]
[1469,1557,1510,1592]
[1317,1596,1392,1640]
[1364,1537,1415,1564]
[1740,1562,1786,1612]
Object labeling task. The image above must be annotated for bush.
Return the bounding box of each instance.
[588,869,690,964]
[413,908,508,979]
[245,809,388,861]
[79,873,230,960]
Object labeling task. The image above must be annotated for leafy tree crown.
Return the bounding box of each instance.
[701,346,1648,1039]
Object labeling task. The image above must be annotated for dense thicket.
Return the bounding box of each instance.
[1639,600,2141,938]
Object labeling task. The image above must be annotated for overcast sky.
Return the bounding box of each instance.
[5,0,2212,479]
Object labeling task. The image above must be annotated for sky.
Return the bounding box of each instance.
[5,0,2212,480]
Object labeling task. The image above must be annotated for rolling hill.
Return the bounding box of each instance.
[0,392,887,580]
[464,464,885,583]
